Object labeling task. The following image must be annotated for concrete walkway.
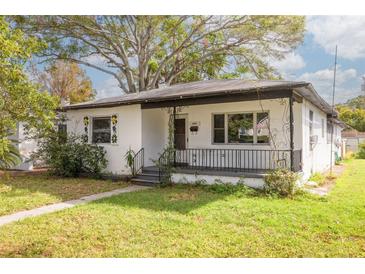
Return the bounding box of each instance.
[0,185,150,227]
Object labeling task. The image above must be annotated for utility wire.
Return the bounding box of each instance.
[330,45,338,175]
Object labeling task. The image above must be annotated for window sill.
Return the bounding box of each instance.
[92,143,118,146]
[211,143,271,146]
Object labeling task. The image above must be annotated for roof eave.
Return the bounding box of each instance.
[61,82,309,111]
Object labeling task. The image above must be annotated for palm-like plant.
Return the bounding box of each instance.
[0,142,21,170]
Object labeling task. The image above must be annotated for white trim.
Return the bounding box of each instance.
[211,110,270,145]
[91,115,112,145]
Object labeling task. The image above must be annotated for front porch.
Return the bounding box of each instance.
[134,85,304,185]
[131,147,302,186]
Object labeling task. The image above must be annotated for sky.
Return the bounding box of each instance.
[83,16,365,104]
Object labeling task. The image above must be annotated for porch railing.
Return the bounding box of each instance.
[158,148,174,182]
[132,148,144,175]
[168,148,301,172]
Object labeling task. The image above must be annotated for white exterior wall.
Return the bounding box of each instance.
[142,108,168,166]
[176,99,296,150]
[9,122,38,170]
[65,96,342,180]
[301,99,343,180]
[172,173,265,189]
[66,104,142,175]
[142,99,300,151]
[141,98,303,171]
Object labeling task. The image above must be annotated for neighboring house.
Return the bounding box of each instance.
[342,129,365,153]
[62,79,345,188]
[8,122,38,171]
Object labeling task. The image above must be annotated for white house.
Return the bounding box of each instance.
[62,79,345,188]
[8,122,38,171]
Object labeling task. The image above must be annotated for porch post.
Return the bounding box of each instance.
[173,106,176,167]
[289,95,294,171]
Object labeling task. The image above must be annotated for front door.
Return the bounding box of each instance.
[174,118,186,150]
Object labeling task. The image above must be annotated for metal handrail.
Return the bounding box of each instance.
[132,148,144,175]
[157,148,174,181]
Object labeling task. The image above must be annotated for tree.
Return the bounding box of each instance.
[345,95,365,110]
[13,16,305,93]
[337,95,365,132]
[0,17,57,168]
[337,105,365,132]
[34,60,95,104]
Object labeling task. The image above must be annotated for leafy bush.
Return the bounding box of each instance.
[343,151,355,160]
[197,177,257,196]
[0,140,21,170]
[33,132,107,177]
[357,141,365,159]
[124,148,135,174]
[264,169,299,198]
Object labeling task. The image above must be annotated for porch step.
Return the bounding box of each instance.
[131,167,160,186]
[140,170,159,176]
[133,174,159,181]
[142,166,159,173]
[130,177,160,186]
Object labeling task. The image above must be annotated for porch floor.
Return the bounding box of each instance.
[143,166,268,178]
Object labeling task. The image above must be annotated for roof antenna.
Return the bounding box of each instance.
[330,45,338,175]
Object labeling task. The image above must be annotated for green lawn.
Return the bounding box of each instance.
[0,160,365,257]
[0,174,127,216]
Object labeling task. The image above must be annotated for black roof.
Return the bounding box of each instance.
[62,79,335,115]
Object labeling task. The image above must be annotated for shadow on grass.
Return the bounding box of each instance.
[92,183,327,214]
[0,174,124,201]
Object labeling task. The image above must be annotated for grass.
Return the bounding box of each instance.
[0,159,365,257]
[0,174,127,216]
[308,172,326,185]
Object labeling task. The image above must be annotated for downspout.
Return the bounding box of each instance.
[173,106,176,167]
[289,95,295,171]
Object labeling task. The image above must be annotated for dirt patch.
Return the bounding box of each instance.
[168,190,200,201]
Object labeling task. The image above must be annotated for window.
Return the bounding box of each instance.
[92,117,111,143]
[58,124,67,135]
[321,119,325,138]
[213,112,270,144]
[213,114,225,143]
[309,110,314,135]
[57,124,67,142]
[327,120,333,144]
[256,112,270,143]
[309,110,314,150]
[228,113,254,143]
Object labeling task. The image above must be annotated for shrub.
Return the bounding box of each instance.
[264,169,299,198]
[33,132,107,177]
[343,151,355,160]
[202,178,257,196]
[124,147,135,174]
[357,141,365,159]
